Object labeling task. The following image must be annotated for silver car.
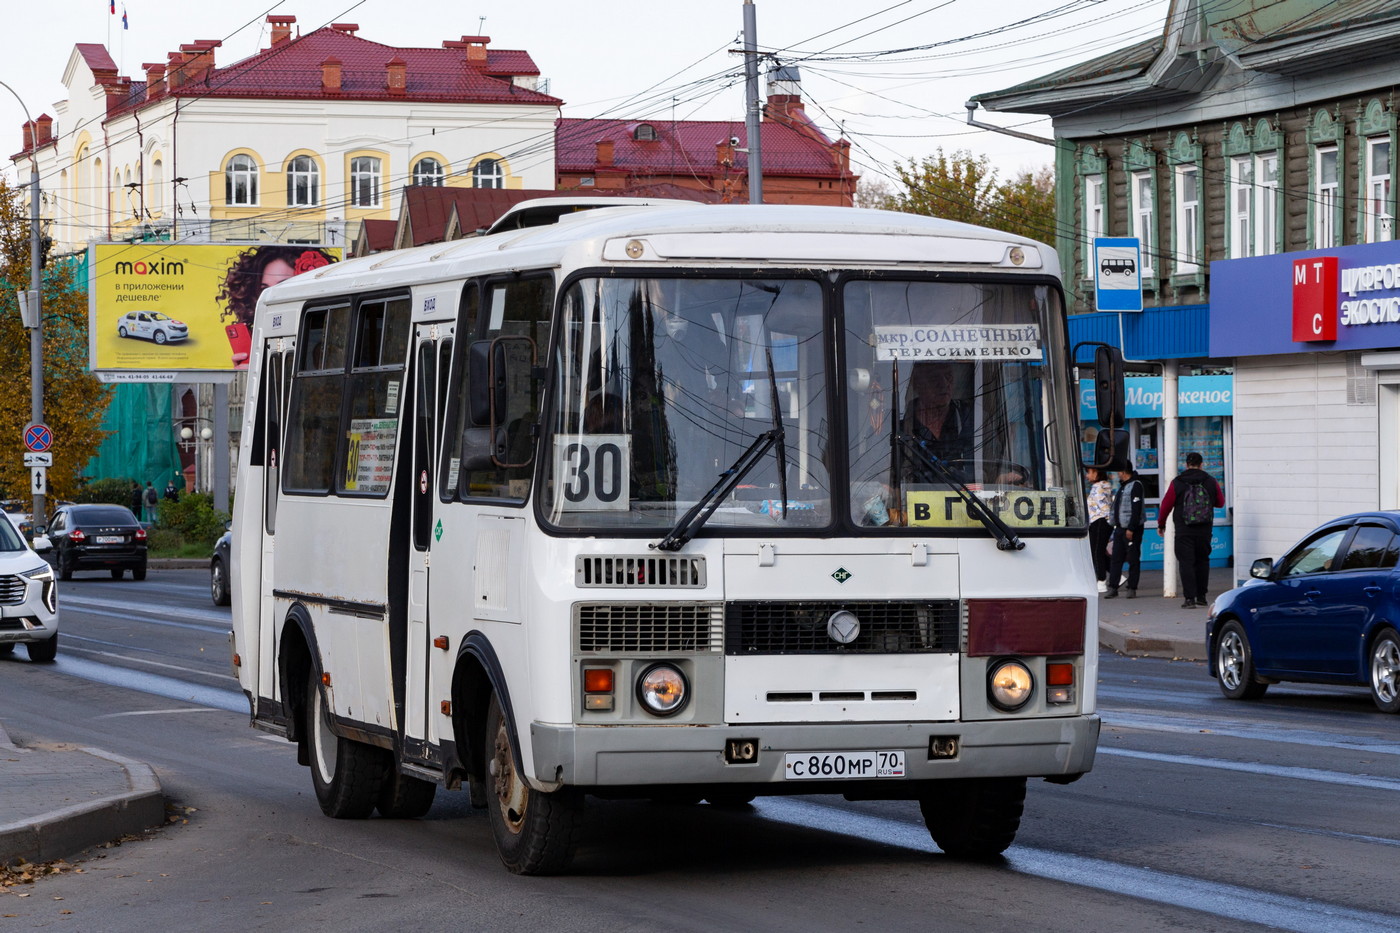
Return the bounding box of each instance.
[0,519,58,662]
[116,310,189,344]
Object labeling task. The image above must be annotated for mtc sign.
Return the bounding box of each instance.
[1292,256,1338,342]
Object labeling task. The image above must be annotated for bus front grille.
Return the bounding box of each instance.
[725,600,960,655]
[576,602,724,654]
[575,555,706,588]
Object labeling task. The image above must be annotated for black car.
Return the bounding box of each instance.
[43,504,148,580]
[211,528,231,606]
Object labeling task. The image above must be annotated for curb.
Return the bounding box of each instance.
[1099,621,1205,661]
[0,729,165,867]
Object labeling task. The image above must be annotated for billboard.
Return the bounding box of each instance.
[89,243,341,374]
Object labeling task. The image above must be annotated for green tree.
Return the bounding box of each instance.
[0,178,111,502]
[884,149,1056,245]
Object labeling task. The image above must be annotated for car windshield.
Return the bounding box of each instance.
[541,274,1084,536]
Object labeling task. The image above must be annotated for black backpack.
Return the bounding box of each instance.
[1180,480,1213,526]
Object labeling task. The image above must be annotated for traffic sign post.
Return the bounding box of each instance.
[23,452,51,467]
[1093,237,1143,312]
[30,467,45,495]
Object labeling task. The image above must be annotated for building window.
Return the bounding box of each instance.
[579,176,595,187]
[287,155,319,207]
[350,156,381,207]
[634,123,657,141]
[473,158,504,189]
[1254,152,1279,256]
[1083,174,1104,278]
[412,158,445,187]
[1316,146,1338,248]
[226,154,258,206]
[1229,156,1253,258]
[1174,165,1199,274]
[1366,137,1393,243]
[151,158,164,213]
[1130,171,1155,276]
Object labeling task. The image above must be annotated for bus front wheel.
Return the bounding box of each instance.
[920,776,1026,858]
[484,693,581,875]
[307,670,387,819]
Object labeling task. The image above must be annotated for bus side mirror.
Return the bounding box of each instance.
[1090,428,1129,472]
[1093,344,1125,430]
[459,427,508,471]
[467,340,507,428]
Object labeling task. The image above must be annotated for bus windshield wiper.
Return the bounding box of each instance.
[894,435,1025,551]
[653,348,788,553]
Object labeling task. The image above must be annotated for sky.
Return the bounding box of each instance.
[0,0,1172,190]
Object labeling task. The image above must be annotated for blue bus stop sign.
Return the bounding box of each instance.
[1093,237,1143,312]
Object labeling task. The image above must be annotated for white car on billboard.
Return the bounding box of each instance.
[117,311,189,344]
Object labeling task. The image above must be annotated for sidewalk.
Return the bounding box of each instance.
[0,722,165,867]
[1096,568,1214,661]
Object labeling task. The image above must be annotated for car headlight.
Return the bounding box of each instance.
[22,564,57,613]
[636,663,688,716]
[988,659,1034,711]
[21,565,53,582]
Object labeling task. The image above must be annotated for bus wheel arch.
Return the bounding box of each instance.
[277,607,317,762]
[451,634,512,792]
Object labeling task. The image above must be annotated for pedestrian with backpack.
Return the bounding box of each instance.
[1157,451,1225,608]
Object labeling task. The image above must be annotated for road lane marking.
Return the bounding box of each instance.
[757,798,1399,933]
[48,656,245,713]
[59,594,230,630]
[60,643,237,682]
[1103,709,1400,755]
[98,707,225,718]
[1098,747,1400,792]
[55,604,229,635]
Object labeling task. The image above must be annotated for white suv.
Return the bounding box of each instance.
[0,519,58,662]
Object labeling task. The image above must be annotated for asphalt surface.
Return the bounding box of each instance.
[0,564,1207,867]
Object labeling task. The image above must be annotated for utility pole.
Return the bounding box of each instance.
[0,80,46,527]
[742,0,763,204]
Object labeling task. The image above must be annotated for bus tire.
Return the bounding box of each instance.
[920,776,1026,858]
[485,693,581,875]
[307,670,387,819]
[377,768,437,819]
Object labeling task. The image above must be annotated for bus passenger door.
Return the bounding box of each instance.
[406,326,452,746]
[257,344,292,707]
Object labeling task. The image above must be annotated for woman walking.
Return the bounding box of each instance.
[1086,466,1113,593]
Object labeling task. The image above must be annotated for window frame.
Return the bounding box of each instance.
[472,158,504,190]
[1130,170,1156,278]
[286,154,320,207]
[1082,174,1105,280]
[350,156,382,208]
[226,153,259,207]
[1365,136,1393,244]
[412,157,445,187]
[1315,145,1339,249]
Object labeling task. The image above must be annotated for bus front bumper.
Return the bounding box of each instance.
[530,714,1100,789]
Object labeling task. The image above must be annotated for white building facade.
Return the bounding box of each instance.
[14,17,561,254]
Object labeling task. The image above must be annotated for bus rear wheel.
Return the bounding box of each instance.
[307,670,387,819]
[919,777,1026,858]
[485,693,581,875]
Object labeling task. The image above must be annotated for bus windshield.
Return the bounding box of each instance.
[542,274,1082,534]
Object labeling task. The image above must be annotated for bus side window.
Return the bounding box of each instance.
[285,303,351,494]
[461,275,551,500]
[442,284,480,501]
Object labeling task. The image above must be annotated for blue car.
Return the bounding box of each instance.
[1207,511,1400,712]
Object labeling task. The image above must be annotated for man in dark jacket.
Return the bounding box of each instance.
[1157,451,1226,608]
[1105,463,1145,599]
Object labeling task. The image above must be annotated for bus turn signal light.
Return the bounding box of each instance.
[433,636,449,650]
[584,669,614,693]
[1046,662,1074,686]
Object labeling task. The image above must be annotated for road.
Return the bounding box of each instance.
[1,569,1398,932]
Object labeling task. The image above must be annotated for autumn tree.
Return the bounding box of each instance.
[0,178,111,501]
[884,149,1056,245]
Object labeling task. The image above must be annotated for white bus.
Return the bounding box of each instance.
[230,203,1124,874]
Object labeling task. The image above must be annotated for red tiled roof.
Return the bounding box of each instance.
[76,43,118,75]
[556,116,850,179]
[172,27,560,106]
[357,218,397,252]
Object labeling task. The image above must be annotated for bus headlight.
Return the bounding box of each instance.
[987,659,1034,711]
[637,663,688,716]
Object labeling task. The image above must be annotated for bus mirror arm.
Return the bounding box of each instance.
[651,429,784,552]
[896,434,1024,551]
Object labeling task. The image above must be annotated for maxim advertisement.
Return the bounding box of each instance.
[90,243,341,374]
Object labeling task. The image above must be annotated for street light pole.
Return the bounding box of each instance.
[0,80,46,527]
